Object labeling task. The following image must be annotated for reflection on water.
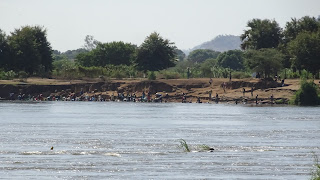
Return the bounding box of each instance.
[0,101,319,179]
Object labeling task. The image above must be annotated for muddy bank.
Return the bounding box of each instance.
[0,78,297,104]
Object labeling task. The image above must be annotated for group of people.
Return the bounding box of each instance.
[6,90,170,103]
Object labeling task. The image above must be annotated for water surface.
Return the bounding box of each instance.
[0,102,319,179]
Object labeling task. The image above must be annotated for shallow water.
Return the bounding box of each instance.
[0,101,319,179]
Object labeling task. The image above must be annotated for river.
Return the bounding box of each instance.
[0,101,319,179]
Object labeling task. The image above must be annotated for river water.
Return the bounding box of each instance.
[0,101,319,179]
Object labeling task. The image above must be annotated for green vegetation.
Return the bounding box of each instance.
[0,16,319,89]
[291,80,320,106]
[177,139,213,152]
[178,139,191,152]
[148,71,156,80]
[136,32,176,72]
[241,19,282,50]
[245,48,283,78]
[187,49,220,63]
[0,26,53,76]
[76,41,136,67]
[311,153,320,180]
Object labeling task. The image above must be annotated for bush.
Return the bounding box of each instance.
[111,70,126,79]
[0,70,17,80]
[291,80,320,106]
[281,68,313,79]
[18,71,28,78]
[232,71,251,79]
[148,71,156,80]
[311,153,320,180]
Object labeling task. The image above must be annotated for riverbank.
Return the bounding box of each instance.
[0,77,311,104]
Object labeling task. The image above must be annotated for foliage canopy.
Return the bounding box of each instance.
[135,32,176,71]
[241,19,282,50]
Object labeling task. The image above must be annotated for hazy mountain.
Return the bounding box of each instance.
[184,35,242,55]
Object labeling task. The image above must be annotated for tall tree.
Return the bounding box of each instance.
[8,26,53,75]
[187,49,220,63]
[283,16,320,44]
[245,48,283,78]
[135,32,176,71]
[0,29,11,70]
[216,50,244,70]
[83,35,99,51]
[288,31,320,76]
[241,19,282,50]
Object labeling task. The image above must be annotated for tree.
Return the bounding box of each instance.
[135,32,176,71]
[187,49,220,63]
[75,51,95,67]
[283,16,320,44]
[76,41,136,67]
[175,49,186,61]
[241,19,282,50]
[216,50,244,70]
[8,26,53,75]
[200,58,218,77]
[288,31,320,76]
[95,42,136,66]
[245,48,283,78]
[83,35,99,51]
[0,29,11,70]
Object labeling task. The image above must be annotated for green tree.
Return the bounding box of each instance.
[0,29,11,70]
[62,48,88,60]
[187,49,220,63]
[280,16,320,69]
[217,50,244,70]
[283,16,320,44]
[288,31,320,76]
[75,51,95,67]
[76,42,136,67]
[175,49,186,61]
[245,48,283,78]
[241,19,282,50]
[136,32,176,71]
[95,42,136,66]
[8,26,53,75]
[200,58,218,77]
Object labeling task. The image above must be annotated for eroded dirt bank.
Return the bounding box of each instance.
[0,77,306,104]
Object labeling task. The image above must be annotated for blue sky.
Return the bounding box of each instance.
[1,0,319,52]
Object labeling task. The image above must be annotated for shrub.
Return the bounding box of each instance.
[232,71,251,79]
[0,70,17,80]
[311,153,320,180]
[291,80,320,106]
[18,71,28,78]
[148,71,156,80]
[111,70,126,79]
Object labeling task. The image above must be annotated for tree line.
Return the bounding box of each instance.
[0,16,320,80]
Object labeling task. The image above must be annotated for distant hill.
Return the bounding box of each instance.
[185,35,242,54]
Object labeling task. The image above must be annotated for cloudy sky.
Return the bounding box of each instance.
[1,0,319,52]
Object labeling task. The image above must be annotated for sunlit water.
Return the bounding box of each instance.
[0,101,319,179]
